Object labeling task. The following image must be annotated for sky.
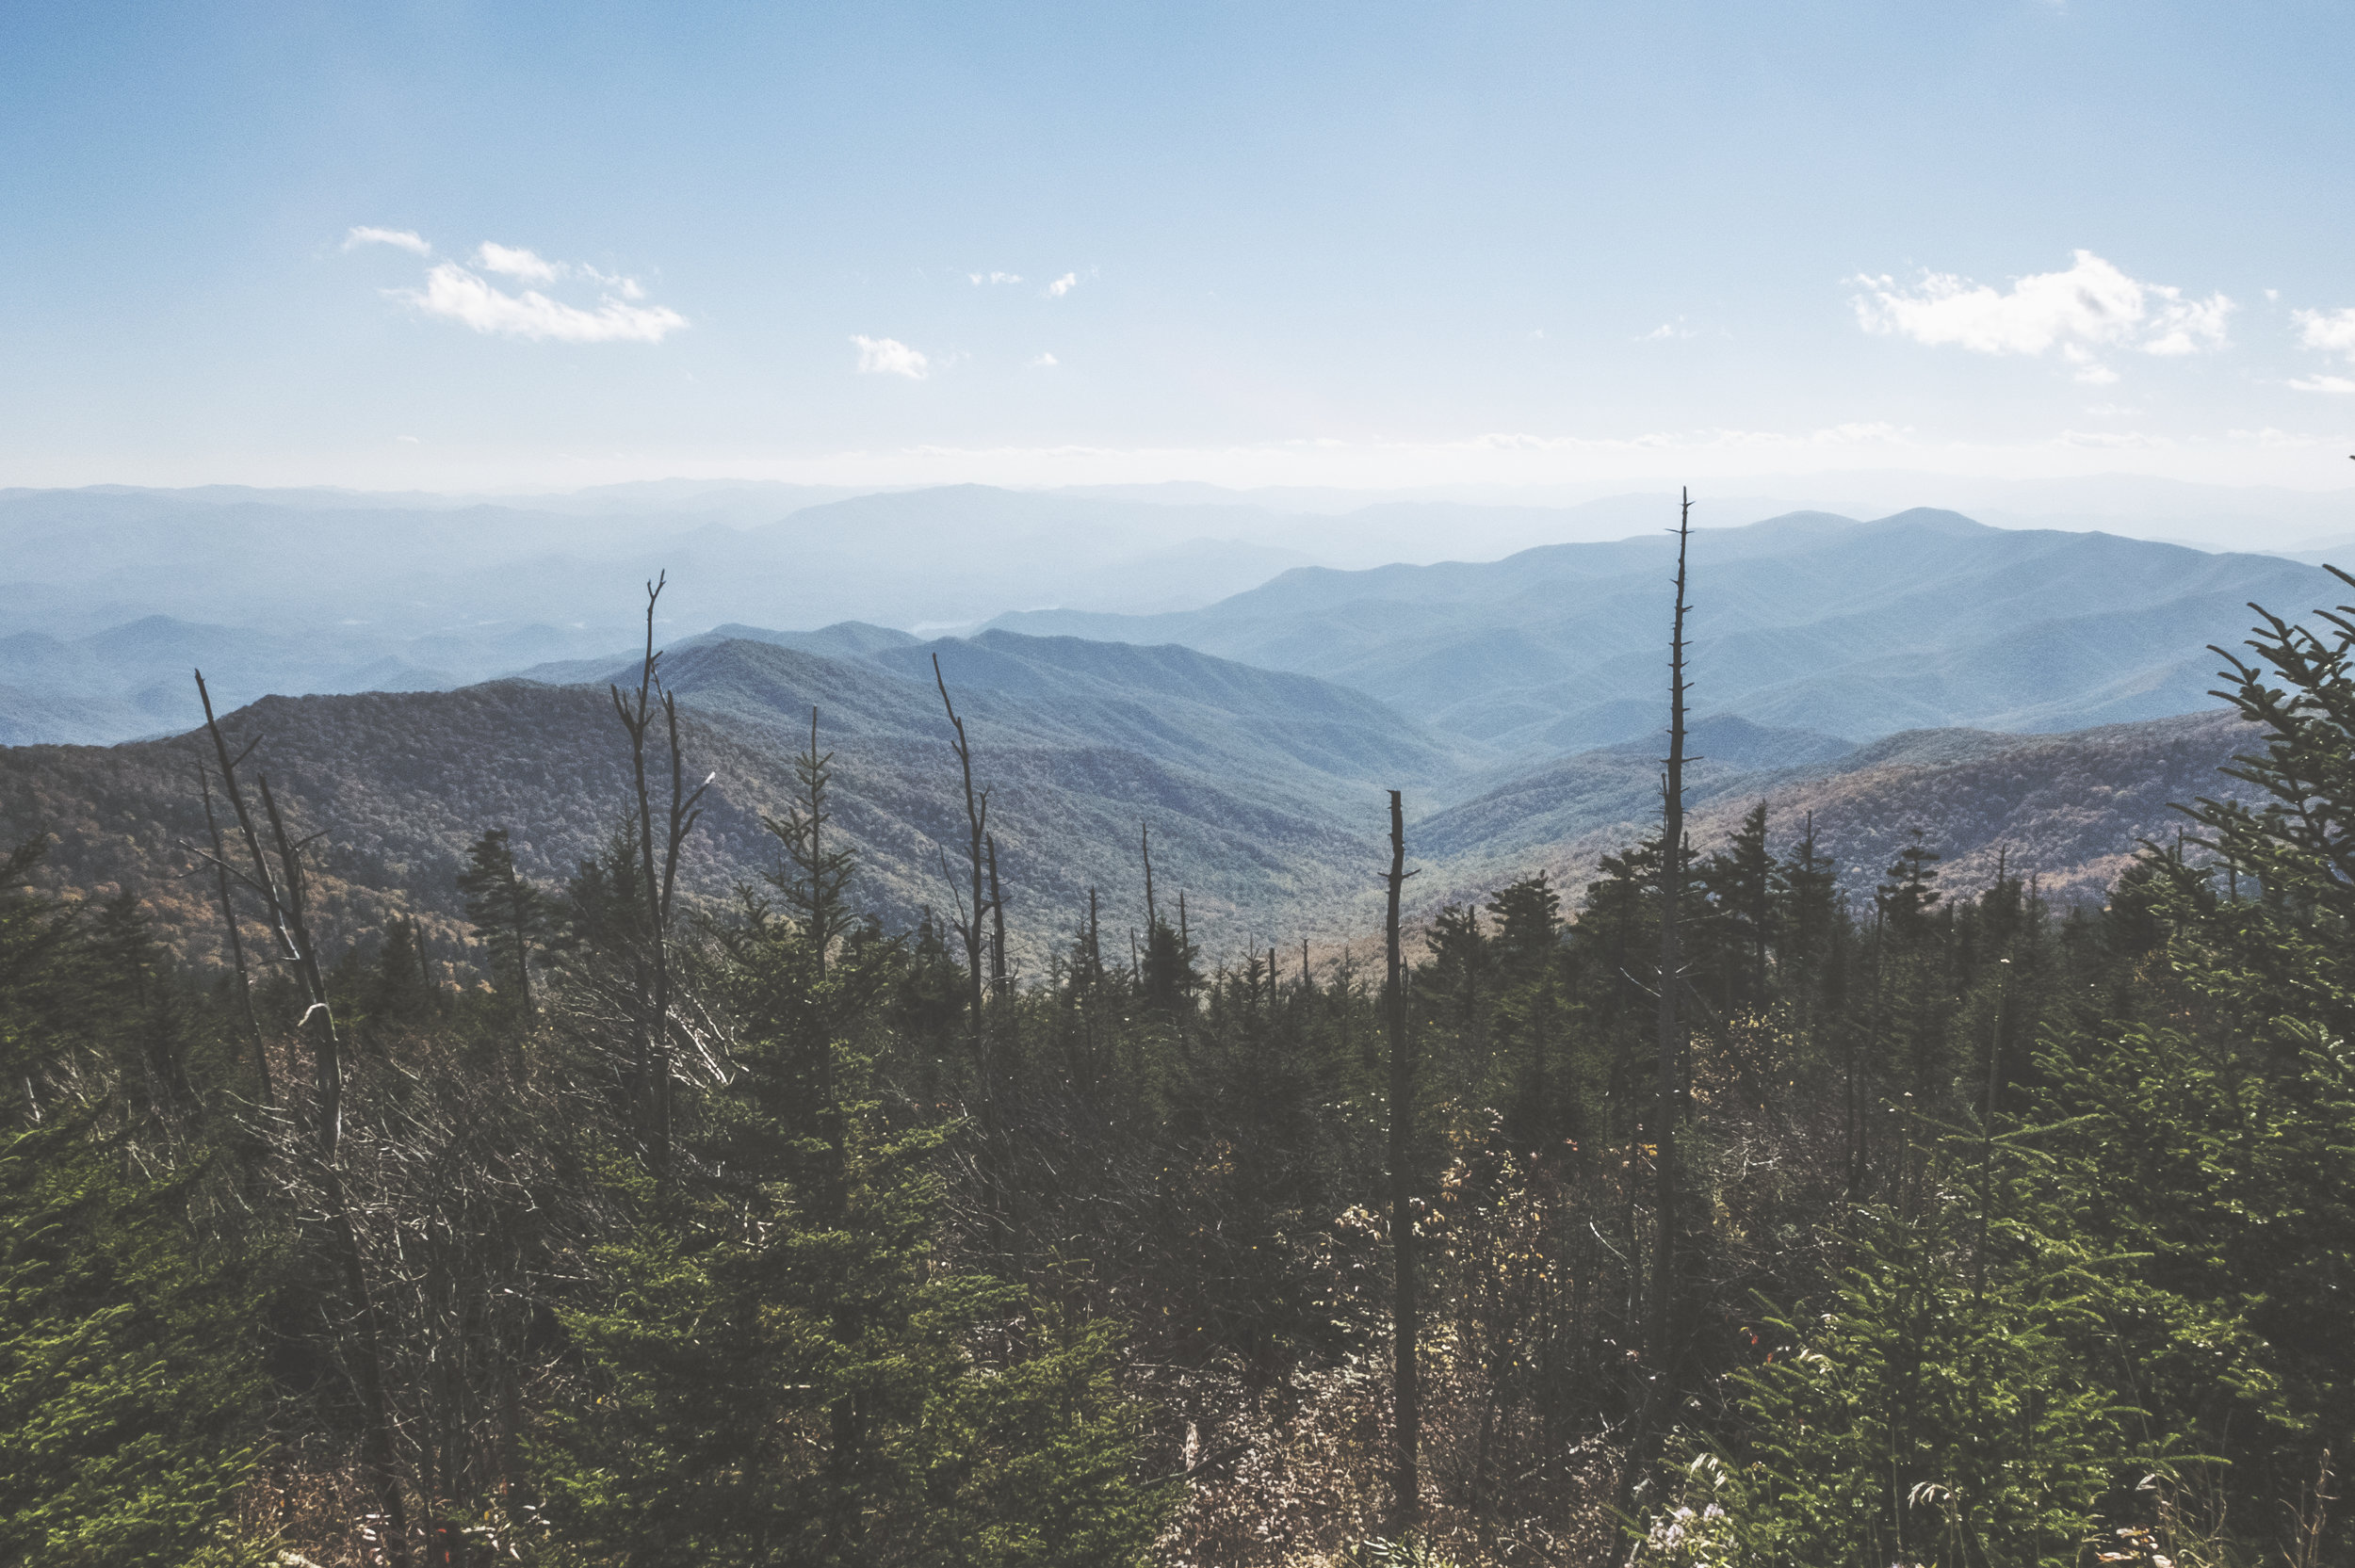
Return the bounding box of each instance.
[4,0,2353,495]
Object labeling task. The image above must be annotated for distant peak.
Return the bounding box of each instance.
[1864,507,1989,534]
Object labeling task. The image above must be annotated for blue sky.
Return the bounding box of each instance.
[4,1,2351,492]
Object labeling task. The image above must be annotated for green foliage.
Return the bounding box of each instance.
[1635,1162,2130,1568]
[537,1097,1167,1568]
[532,748,1170,1566]
[1346,1534,1465,1568]
[1727,1202,2124,1566]
[0,1122,268,1568]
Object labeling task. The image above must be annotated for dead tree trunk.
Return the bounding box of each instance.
[1383,788,1421,1532]
[934,655,1010,1253]
[189,671,414,1568]
[608,573,709,1180]
[1622,488,1695,1515]
[197,761,269,1108]
[1141,822,1158,931]
[934,655,991,1047]
[986,833,1010,1007]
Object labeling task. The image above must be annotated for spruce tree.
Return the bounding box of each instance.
[535,736,1169,1566]
[458,826,547,1013]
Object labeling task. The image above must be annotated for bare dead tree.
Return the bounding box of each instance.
[196,759,269,1107]
[185,671,414,1568]
[986,833,1010,1007]
[608,573,711,1178]
[1383,786,1422,1531]
[1141,821,1158,931]
[933,654,1008,1250]
[1087,887,1102,986]
[934,655,991,1044]
[1622,486,1695,1517]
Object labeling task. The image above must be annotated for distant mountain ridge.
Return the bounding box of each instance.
[6,486,2339,752]
[987,508,2328,754]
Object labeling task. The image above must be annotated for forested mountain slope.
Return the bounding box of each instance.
[0,619,2261,977]
[990,509,2331,752]
[0,632,1458,971]
[1421,707,2258,913]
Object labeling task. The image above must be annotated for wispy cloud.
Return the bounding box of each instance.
[400,263,687,342]
[1046,272,1080,298]
[475,241,559,283]
[1642,317,1697,341]
[968,270,1023,285]
[1029,351,1059,368]
[1852,251,2233,381]
[853,335,930,379]
[344,226,431,256]
[353,231,687,343]
[2288,374,2355,396]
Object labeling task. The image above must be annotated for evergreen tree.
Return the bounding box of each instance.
[535,751,1169,1567]
[1697,801,1775,1011]
[1485,874,1564,1145]
[458,827,548,1012]
[0,1122,268,1568]
[365,914,438,1027]
[1646,1168,2129,1568]
[1425,901,1490,1043]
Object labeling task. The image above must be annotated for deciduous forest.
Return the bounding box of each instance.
[10,533,2355,1568]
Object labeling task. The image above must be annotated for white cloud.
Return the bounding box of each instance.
[968,270,1023,285]
[475,242,560,283]
[1047,272,1080,298]
[395,262,687,343]
[1642,317,1697,341]
[2288,374,2355,396]
[353,234,686,344]
[344,226,431,256]
[1029,351,1059,367]
[2295,306,2355,357]
[1852,251,2233,365]
[852,335,930,379]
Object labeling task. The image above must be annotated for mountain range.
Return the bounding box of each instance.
[5,484,2346,754]
[990,508,2334,754]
